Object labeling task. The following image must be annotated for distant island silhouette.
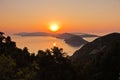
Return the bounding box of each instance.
[14,32,98,47]
[14,32,99,38]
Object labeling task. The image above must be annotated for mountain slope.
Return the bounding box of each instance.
[71,33,120,80]
[71,33,120,62]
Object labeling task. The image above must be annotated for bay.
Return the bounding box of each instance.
[11,35,97,56]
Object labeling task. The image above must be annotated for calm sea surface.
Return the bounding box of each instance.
[11,35,97,56]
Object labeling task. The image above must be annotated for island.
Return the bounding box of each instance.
[14,32,99,47]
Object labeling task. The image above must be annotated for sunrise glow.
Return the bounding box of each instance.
[49,24,60,32]
[53,42,57,46]
[0,0,120,33]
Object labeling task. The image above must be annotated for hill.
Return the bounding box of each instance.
[71,33,120,80]
[55,33,88,47]
[73,33,99,37]
[64,35,88,47]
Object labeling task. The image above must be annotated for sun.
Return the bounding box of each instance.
[49,24,60,32]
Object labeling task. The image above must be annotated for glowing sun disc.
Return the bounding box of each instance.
[49,24,59,32]
[53,42,57,46]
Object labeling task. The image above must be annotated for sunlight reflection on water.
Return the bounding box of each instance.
[11,35,97,56]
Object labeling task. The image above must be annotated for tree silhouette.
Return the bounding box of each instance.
[0,32,5,43]
[0,32,119,80]
[0,54,16,80]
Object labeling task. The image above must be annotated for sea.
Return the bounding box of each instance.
[11,35,97,56]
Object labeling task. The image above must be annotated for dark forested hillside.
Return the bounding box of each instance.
[0,32,120,80]
[0,32,76,80]
[71,33,120,80]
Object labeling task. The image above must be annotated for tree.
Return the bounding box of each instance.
[0,32,5,43]
[36,47,76,80]
[0,55,16,80]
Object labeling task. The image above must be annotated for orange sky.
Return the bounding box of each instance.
[0,0,120,34]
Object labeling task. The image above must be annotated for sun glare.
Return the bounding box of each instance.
[49,24,59,32]
[53,42,57,46]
